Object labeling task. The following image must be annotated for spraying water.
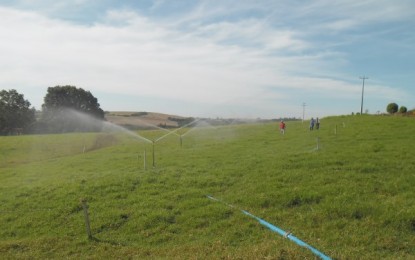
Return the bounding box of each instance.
[47,110,237,166]
[64,109,152,143]
[133,117,180,137]
[180,120,216,138]
[101,121,152,143]
[155,118,201,142]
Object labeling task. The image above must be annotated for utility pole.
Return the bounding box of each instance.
[360,76,368,115]
[302,102,306,123]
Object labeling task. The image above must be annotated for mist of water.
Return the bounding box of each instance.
[64,109,152,143]
[180,120,217,138]
[154,118,201,142]
[62,109,234,147]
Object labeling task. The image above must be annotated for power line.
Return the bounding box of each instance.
[360,76,368,115]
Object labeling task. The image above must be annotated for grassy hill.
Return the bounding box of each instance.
[0,115,414,259]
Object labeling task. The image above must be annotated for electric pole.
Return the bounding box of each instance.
[360,76,368,115]
[302,102,306,123]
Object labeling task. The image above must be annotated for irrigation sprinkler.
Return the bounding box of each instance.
[150,118,207,163]
[207,195,331,260]
[152,140,155,167]
[146,119,202,167]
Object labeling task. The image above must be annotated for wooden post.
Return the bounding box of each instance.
[81,199,92,239]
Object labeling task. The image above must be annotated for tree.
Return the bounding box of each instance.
[399,106,407,113]
[0,89,35,135]
[41,86,105,133]
[386,103,398,114]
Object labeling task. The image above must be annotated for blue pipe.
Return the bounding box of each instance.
[207,195,331,260]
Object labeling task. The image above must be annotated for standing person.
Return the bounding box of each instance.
[316,117,320,130]
[310,117,315,130]
[279,120,286,135]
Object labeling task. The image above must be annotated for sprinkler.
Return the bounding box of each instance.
[152,140,155,167]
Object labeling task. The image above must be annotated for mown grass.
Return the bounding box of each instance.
[0,115,414,259]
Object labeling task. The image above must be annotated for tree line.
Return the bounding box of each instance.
[0,86,104,135]
[386,102,407,114]
[1,86,413,136]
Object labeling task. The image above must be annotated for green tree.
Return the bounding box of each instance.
[41,85,105,133]
[0,89,35,135]
[386,103,399,114]
[399,106,407,113]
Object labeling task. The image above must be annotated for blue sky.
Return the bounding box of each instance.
[0,0,414,118]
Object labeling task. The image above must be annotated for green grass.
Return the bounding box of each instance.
[0,115,414,259]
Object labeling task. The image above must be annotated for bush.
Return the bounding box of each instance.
[399,106,407,113]
[386,103,398,114]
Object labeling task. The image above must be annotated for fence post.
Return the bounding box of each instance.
[81,199,92,239]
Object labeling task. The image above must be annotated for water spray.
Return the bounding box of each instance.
[206,195,331,260]
[180,120,209,138]
[178,119,219,145]
[155,118,201,143]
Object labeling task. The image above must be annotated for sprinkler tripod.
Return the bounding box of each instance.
[152,140,155,167]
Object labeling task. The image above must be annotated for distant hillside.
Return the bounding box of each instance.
[105,111,192,130]
[105,111,299,130]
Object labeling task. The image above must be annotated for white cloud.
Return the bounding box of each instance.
[297,0,415,32]
[0,2,412,118]
[1,8,304,98]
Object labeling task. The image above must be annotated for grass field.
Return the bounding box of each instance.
[0,115,414,259]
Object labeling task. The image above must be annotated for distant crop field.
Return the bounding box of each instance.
[0,115,414,259]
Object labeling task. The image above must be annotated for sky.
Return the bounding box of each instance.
[0,0,414,119]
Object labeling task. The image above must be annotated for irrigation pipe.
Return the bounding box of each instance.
[206,195,331,260]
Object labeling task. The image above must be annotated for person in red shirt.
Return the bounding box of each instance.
[279,120,286,134]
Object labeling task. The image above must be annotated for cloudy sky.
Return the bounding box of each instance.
[1,0,414,118]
